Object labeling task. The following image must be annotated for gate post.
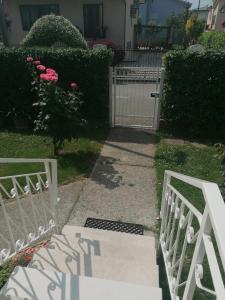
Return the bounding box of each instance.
[154,67,165,131]
[109,67,115,127]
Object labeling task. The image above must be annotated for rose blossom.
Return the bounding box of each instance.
[26,56,33,62]
[37,65,46,71]
[33,60,41,65]
[46,68,57,75]
[40,73,58,82]
[70,82,78,90]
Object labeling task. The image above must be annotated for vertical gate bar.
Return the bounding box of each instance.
[154,67,165,131]
[114,67,117,126]
[109,67,114,127]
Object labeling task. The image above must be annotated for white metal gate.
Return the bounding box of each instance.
[109,66,165,130]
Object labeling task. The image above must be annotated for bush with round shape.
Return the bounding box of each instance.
[21,15,87,49]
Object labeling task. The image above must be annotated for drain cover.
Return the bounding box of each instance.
[85,218,144,235]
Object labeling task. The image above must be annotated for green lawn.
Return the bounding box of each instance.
[0,128,108,185]
[155,138,224,300]
[155,140,224,212]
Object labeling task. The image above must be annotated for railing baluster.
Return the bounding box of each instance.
[160,170,225,300]
[175,211,193,292]
[0,158,58,265]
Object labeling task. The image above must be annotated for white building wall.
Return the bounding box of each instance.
[3,0,134,47]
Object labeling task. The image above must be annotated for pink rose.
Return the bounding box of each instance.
[46,68,57,75]
[37,65,46,71]
[50,74,58,82]
[26,56,33,62]
[33,60,41,65]
[70,82,78,90]
[40,73,58,82]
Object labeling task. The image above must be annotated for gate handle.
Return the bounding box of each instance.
[150,92,160,98]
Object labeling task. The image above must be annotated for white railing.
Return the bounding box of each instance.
[0,158,58,265]
[160,170,225,300]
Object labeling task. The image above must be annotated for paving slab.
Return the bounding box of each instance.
[68,128,158,232]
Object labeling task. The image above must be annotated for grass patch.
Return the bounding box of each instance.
[155,139,224,300]
[155,140,223,211]
[0,128,108,185]
[0,261,14,290]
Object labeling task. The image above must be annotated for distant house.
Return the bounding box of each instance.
[1,0,138,48]
[207,0,225,31]
[191,5,211,23]
[139,0,188,25]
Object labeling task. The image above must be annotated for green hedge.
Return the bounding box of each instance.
[162,50,225,138]
[0,48,112,128]
[199,31,225,50]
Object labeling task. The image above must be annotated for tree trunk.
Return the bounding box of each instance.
[0,1,9,46]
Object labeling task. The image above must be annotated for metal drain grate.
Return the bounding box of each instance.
[84,218,144,235]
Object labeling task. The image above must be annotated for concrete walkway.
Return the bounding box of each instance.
[68,128,158,233]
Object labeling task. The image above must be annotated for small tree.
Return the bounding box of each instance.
[26,56,85,156]
[186,14,205,44]
[166,11,188,45]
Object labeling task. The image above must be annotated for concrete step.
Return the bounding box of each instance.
[30,247,159,287]
[0,296,30,300]
[62,225,156,246]
[47,232,157,263]
[1,266,162,300]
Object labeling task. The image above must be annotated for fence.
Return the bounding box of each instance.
[160,170,225,300]
[134,24,171,49]
[0,158,58,265]
[113,49,163,68]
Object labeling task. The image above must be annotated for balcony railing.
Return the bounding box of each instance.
[0,158,58,265]
[160,170,225,300]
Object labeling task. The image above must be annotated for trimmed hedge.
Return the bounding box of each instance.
[199,31,225,50]
[0,48,112,128]
[21,15,87,49]
[162,50,225,138]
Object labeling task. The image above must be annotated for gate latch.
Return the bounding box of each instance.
[150,92,160,98]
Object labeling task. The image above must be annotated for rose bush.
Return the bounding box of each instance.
[27,57,85,155]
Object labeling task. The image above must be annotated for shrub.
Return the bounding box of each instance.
[27,57,85,155]
[21,15,87,49]
[0,47,112,128]
[162,50,225,138]
[199,31,225,50]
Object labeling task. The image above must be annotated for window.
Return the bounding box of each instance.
[83,4,103,39]
[20,4,60,31]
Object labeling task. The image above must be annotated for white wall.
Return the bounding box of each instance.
[208,0,225,31]
[4,0,133,47]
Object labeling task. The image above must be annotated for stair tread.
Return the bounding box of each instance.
[49,233,157,262]
[1,266,162,300]
[30,247,159,287]
[63,225,155,243]
[0,296,30,300]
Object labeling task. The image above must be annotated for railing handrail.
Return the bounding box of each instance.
[165,170,225,270]
[165,170,213,188]
[0,158,58,265]
[160,170,225,299]
[202,182,225,271]
[0,158,56,163]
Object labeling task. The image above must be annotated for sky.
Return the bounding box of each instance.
[189,0,213,8]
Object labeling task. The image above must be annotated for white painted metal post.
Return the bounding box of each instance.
[109,67,114,127]
[154,67,165,131]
